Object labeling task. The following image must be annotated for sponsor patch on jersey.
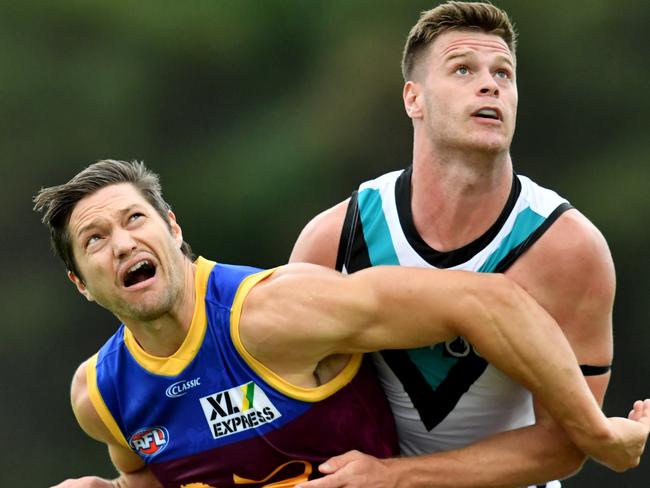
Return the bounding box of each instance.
[165,377,201,398]
[129,426,169,457]
[199,382,281,439]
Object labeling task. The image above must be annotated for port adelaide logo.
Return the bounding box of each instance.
[129,426,169,458]
[199,382,281,439]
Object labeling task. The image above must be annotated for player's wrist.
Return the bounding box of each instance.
[384,456,437,488]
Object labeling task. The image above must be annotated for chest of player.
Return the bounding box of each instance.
[100,334,396,486]
[102,332,320,486]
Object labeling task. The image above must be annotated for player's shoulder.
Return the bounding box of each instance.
[542,208,611,263]
[71,357,91,403]
[70,356,114,444]
[289,198,350,267]
[514,208,614,292]
[71,358,148,473]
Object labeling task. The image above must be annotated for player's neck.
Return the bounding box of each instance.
[410,146,513,252]
[122,260,197,357]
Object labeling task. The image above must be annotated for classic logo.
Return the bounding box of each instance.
[199,382,281,439]
[129,426,169,457]
[165,377,201,398]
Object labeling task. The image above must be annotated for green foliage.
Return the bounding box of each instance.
[2,1,648,485]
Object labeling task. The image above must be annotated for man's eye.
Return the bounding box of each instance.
[495,69,510,80]
[129,213,144,222]
[456,66,470,76]
[86,235,101,248]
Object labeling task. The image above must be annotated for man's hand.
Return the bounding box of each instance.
[296,450,399,488]
[50,477,115,488]
[590,399,650,472]
[294,401,650,488]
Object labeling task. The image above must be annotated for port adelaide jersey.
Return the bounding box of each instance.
[336,167,572,458]
[87,257,397,487]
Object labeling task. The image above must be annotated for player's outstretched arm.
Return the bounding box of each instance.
[243,264,648,473]
[49,360,162,488]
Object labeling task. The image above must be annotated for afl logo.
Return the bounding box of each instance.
[129,426,169,458]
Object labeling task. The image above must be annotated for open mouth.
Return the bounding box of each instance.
[123,260,157,288]
[473,108,501,121]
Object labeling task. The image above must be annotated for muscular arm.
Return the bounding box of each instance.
[288,206,646,486]
[51,360,162,488]
[383,210,618,488]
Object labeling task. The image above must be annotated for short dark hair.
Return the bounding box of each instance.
[33,159,193,280]
[402,1,518,81]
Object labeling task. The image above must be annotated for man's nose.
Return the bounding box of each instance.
[112,228,137,259]
[477,70,499,97]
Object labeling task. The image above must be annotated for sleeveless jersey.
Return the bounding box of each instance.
[337,168,571,488]
[87,257,398,488]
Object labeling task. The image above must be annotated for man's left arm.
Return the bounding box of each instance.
[297,210,619,488]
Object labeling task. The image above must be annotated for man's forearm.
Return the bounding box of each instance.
[389,423,584,488]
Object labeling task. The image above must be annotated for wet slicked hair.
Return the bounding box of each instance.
[402,1,517,81]
[33,159,193,280]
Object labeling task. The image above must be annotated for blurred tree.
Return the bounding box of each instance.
[2,0,647,485]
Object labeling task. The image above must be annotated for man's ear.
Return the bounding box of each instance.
[403,80,423,119]
[168,210,183,248]
[67,271,94,302]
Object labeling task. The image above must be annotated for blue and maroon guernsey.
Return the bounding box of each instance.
[86,257,398,488]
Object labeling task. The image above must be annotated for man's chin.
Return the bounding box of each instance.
[464,135,510,155]
[111,298,173,323]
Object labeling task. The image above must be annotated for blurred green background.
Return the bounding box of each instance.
[2,0,648,486]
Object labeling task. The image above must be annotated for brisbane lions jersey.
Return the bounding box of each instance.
[86,257,397,487]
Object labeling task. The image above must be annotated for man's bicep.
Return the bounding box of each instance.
[511,211,616,416]
[509,210,615,364]
[289,199,348,267]
[244,265,465,362]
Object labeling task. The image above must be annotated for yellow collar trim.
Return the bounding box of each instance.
[230,269,362,402]
[123,257,215,376]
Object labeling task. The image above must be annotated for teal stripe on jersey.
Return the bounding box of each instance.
[478,207,545,273]
[358,188,400,265]
[404,207,546,392]
[407,344,459,389]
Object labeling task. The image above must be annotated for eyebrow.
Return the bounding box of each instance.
[444,50,514,69]
[75,219,104,242]
[75,205,142,240]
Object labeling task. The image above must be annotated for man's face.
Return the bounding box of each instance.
[409,30,518,155]
[67,183,186,322]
